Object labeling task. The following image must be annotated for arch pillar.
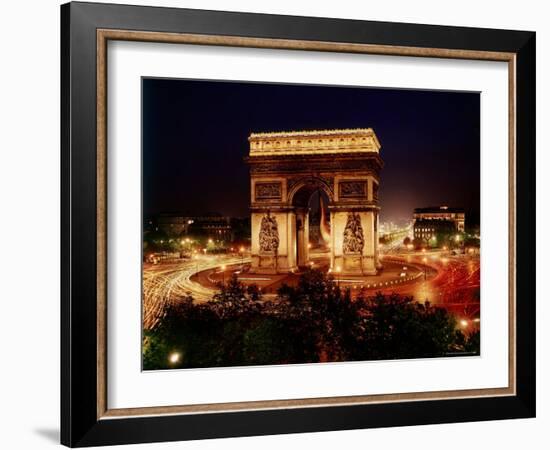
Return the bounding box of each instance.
[250,208,297,274]
[330,208,379,276]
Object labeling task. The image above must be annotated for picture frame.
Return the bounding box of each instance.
[61,1,535,447]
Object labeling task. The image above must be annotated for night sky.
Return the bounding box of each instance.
[143,78,480,225]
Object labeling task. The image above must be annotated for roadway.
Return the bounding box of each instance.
[142,254,249,330]
[143,249,480,330]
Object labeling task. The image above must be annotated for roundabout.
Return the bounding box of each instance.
[143,249,480,331]
[198,256,429,295]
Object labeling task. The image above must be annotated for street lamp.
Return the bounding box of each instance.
[168,352,181,365]
[335,265,342,287]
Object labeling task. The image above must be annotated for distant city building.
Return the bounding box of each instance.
[413,206,465,242]
[157,213,232,240]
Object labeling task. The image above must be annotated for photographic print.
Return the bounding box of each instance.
[141,78,481,371]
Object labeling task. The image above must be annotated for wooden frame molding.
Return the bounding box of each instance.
[62,3,535,445]
[96,28,517,420]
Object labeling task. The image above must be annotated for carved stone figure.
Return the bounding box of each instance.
[339,181,367,198]
[343,212,364,254]
[255,182,281,200]
[259,214,280,253]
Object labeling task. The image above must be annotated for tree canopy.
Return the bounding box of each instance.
[143,270,479,370]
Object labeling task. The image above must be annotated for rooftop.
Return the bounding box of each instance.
[414,206,465,214]
[249,128,377,139]
[248,128,381,157]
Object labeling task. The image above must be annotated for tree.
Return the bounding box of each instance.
[242,318,295,365]
[143,229,169,252]
[210,274,262,318]
[464,330,480,354]
[354,293,457,360]
[143,269,470,369]
[403,236,411,246]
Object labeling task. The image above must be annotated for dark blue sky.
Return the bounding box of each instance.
[143,78,480,224]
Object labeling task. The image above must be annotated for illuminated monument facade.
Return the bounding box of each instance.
[246,128,383,276]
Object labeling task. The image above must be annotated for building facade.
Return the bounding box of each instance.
[157,213,232,241]
[412,206,465,242]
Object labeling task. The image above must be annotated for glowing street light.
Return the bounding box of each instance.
[168,352,181,365]
[460,319,469,328]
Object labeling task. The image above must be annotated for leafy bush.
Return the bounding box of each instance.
[143,270,479,370]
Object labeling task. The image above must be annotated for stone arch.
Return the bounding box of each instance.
[246,128,383,275]
[286,176,334,207]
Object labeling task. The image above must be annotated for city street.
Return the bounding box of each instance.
[143,249,480,330]
[142,254,249,329]
[373,251,480,322]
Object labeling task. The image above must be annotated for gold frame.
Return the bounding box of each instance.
[96,29,516,420]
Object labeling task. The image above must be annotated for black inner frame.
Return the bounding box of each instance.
[61,2,536,447]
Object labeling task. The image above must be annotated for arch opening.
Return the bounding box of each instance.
[291,183,332,269]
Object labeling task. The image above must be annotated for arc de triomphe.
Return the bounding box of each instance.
[245,128,383,276]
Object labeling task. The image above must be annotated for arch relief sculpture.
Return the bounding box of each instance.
[343,212,365,254]
[259,214,279,253]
